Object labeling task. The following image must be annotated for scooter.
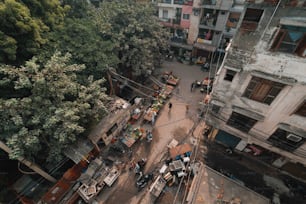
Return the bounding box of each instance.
[146,130,153,142]
[201,62,210,72]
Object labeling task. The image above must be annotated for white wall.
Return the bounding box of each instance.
[210,57,306,165]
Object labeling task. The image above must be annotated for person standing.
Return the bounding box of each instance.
[190,82,195,92]
[168,102,172,112]
[185,104,189,114]
[151,111,157,126]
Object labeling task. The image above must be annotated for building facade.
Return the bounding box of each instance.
[207,0,306,169]
[156,0,244,62]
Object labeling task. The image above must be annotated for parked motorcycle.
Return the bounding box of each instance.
[201,62,210,72]
[136,173,154,191]
[146,130,153,142]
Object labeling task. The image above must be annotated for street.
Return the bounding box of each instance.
[95,61,208,204]
[94,61,306,204]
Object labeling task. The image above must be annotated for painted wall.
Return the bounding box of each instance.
[208,5,306,165]
[209,66,306,165]
[181,5,192,29]
[188,0,201,44]
[158,7,176,19]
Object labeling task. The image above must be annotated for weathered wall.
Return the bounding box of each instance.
[188,0,202,44]
[209,3,306,165]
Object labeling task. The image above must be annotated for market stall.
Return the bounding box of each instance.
[121,126,145,148]
[143,98,164,122]
[162,71,180,86]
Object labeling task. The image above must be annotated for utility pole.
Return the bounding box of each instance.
[0,141,57,183]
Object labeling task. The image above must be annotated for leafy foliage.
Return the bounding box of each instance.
[0,0,67,65]
[0,53,110,163]
[39,17,118,80]
[93,0,170,77]
[37,0,118,81]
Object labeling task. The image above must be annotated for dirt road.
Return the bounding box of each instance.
[96,61,210,204]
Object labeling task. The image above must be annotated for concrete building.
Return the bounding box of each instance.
[207,0,306,171]
[156,0,244,62]
[186,162,270,204]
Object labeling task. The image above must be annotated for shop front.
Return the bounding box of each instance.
[214,130,241,149]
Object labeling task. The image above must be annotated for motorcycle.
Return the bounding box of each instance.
[146,130,153,142]
[136,173,154,191]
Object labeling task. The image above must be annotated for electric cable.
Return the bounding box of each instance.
[17,161,36,175]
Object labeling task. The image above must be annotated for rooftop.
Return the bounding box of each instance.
[187,163,270,204]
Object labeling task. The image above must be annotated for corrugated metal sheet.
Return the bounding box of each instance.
[64,139,94,164]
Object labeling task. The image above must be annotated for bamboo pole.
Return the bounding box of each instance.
[0,141,56,183]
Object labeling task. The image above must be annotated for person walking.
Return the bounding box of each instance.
[168,102,172,112]
[151,111,157,126]
[190,82,195,92]
[185,104,189,114]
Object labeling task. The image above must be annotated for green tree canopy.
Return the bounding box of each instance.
[39,17,118,80]
[93,0,170,78]
[0,53,110,163]
[0,0,67,65]
[38,0,118,82]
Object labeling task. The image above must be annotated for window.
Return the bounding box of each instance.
[227,112,257,132]
[243,77,284,105]
[240,8,263,31]
[211,104,221,114]
[183,14,190,20]
[268,129,304,152]
[270,25,306,57]
[226,12,241,29]
[224,69,236,81]
[106,123,118,136]
[294,101,306,117]
[162,9,168,19]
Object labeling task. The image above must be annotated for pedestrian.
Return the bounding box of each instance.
[176,85,180,94]
[185,104,189,114]
[190,82,195,92]
[151,111,157,126]
[168,102,172,112]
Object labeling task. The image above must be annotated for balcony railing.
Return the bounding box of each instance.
[201,0,217,5]
[160,0,171,3]
[160,18,181,27]
[171,36,187,44]
[174,0,193,5]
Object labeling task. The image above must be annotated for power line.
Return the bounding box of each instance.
[172,50,217,204]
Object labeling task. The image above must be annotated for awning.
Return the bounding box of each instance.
[64,139,94,164]
[169,41,193,50]
[278,123,306,138]
[194,42,216,52]
[169,143,192,159]
[232,105,265,121]
[215,130,241,148]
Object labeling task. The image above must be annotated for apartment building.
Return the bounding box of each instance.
[156,0,244,61]
[207,0,306,170]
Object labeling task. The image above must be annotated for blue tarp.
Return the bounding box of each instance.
[215,130,241,148]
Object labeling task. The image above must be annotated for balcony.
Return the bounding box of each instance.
[200,0,233,10]
[170,36,187,44]
[160,18,182,28]
[201,0,217,5]
[200,9,219,27]
[160,0,171,3]
[174,0,193,5]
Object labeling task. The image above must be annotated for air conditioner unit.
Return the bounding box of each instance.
[286,134,302,143]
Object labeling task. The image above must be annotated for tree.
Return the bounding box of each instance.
[37,0,118,81]
[0,53,110,163]
[39,18,118,81]
[0,0,67,65]
[93,0,170,78]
